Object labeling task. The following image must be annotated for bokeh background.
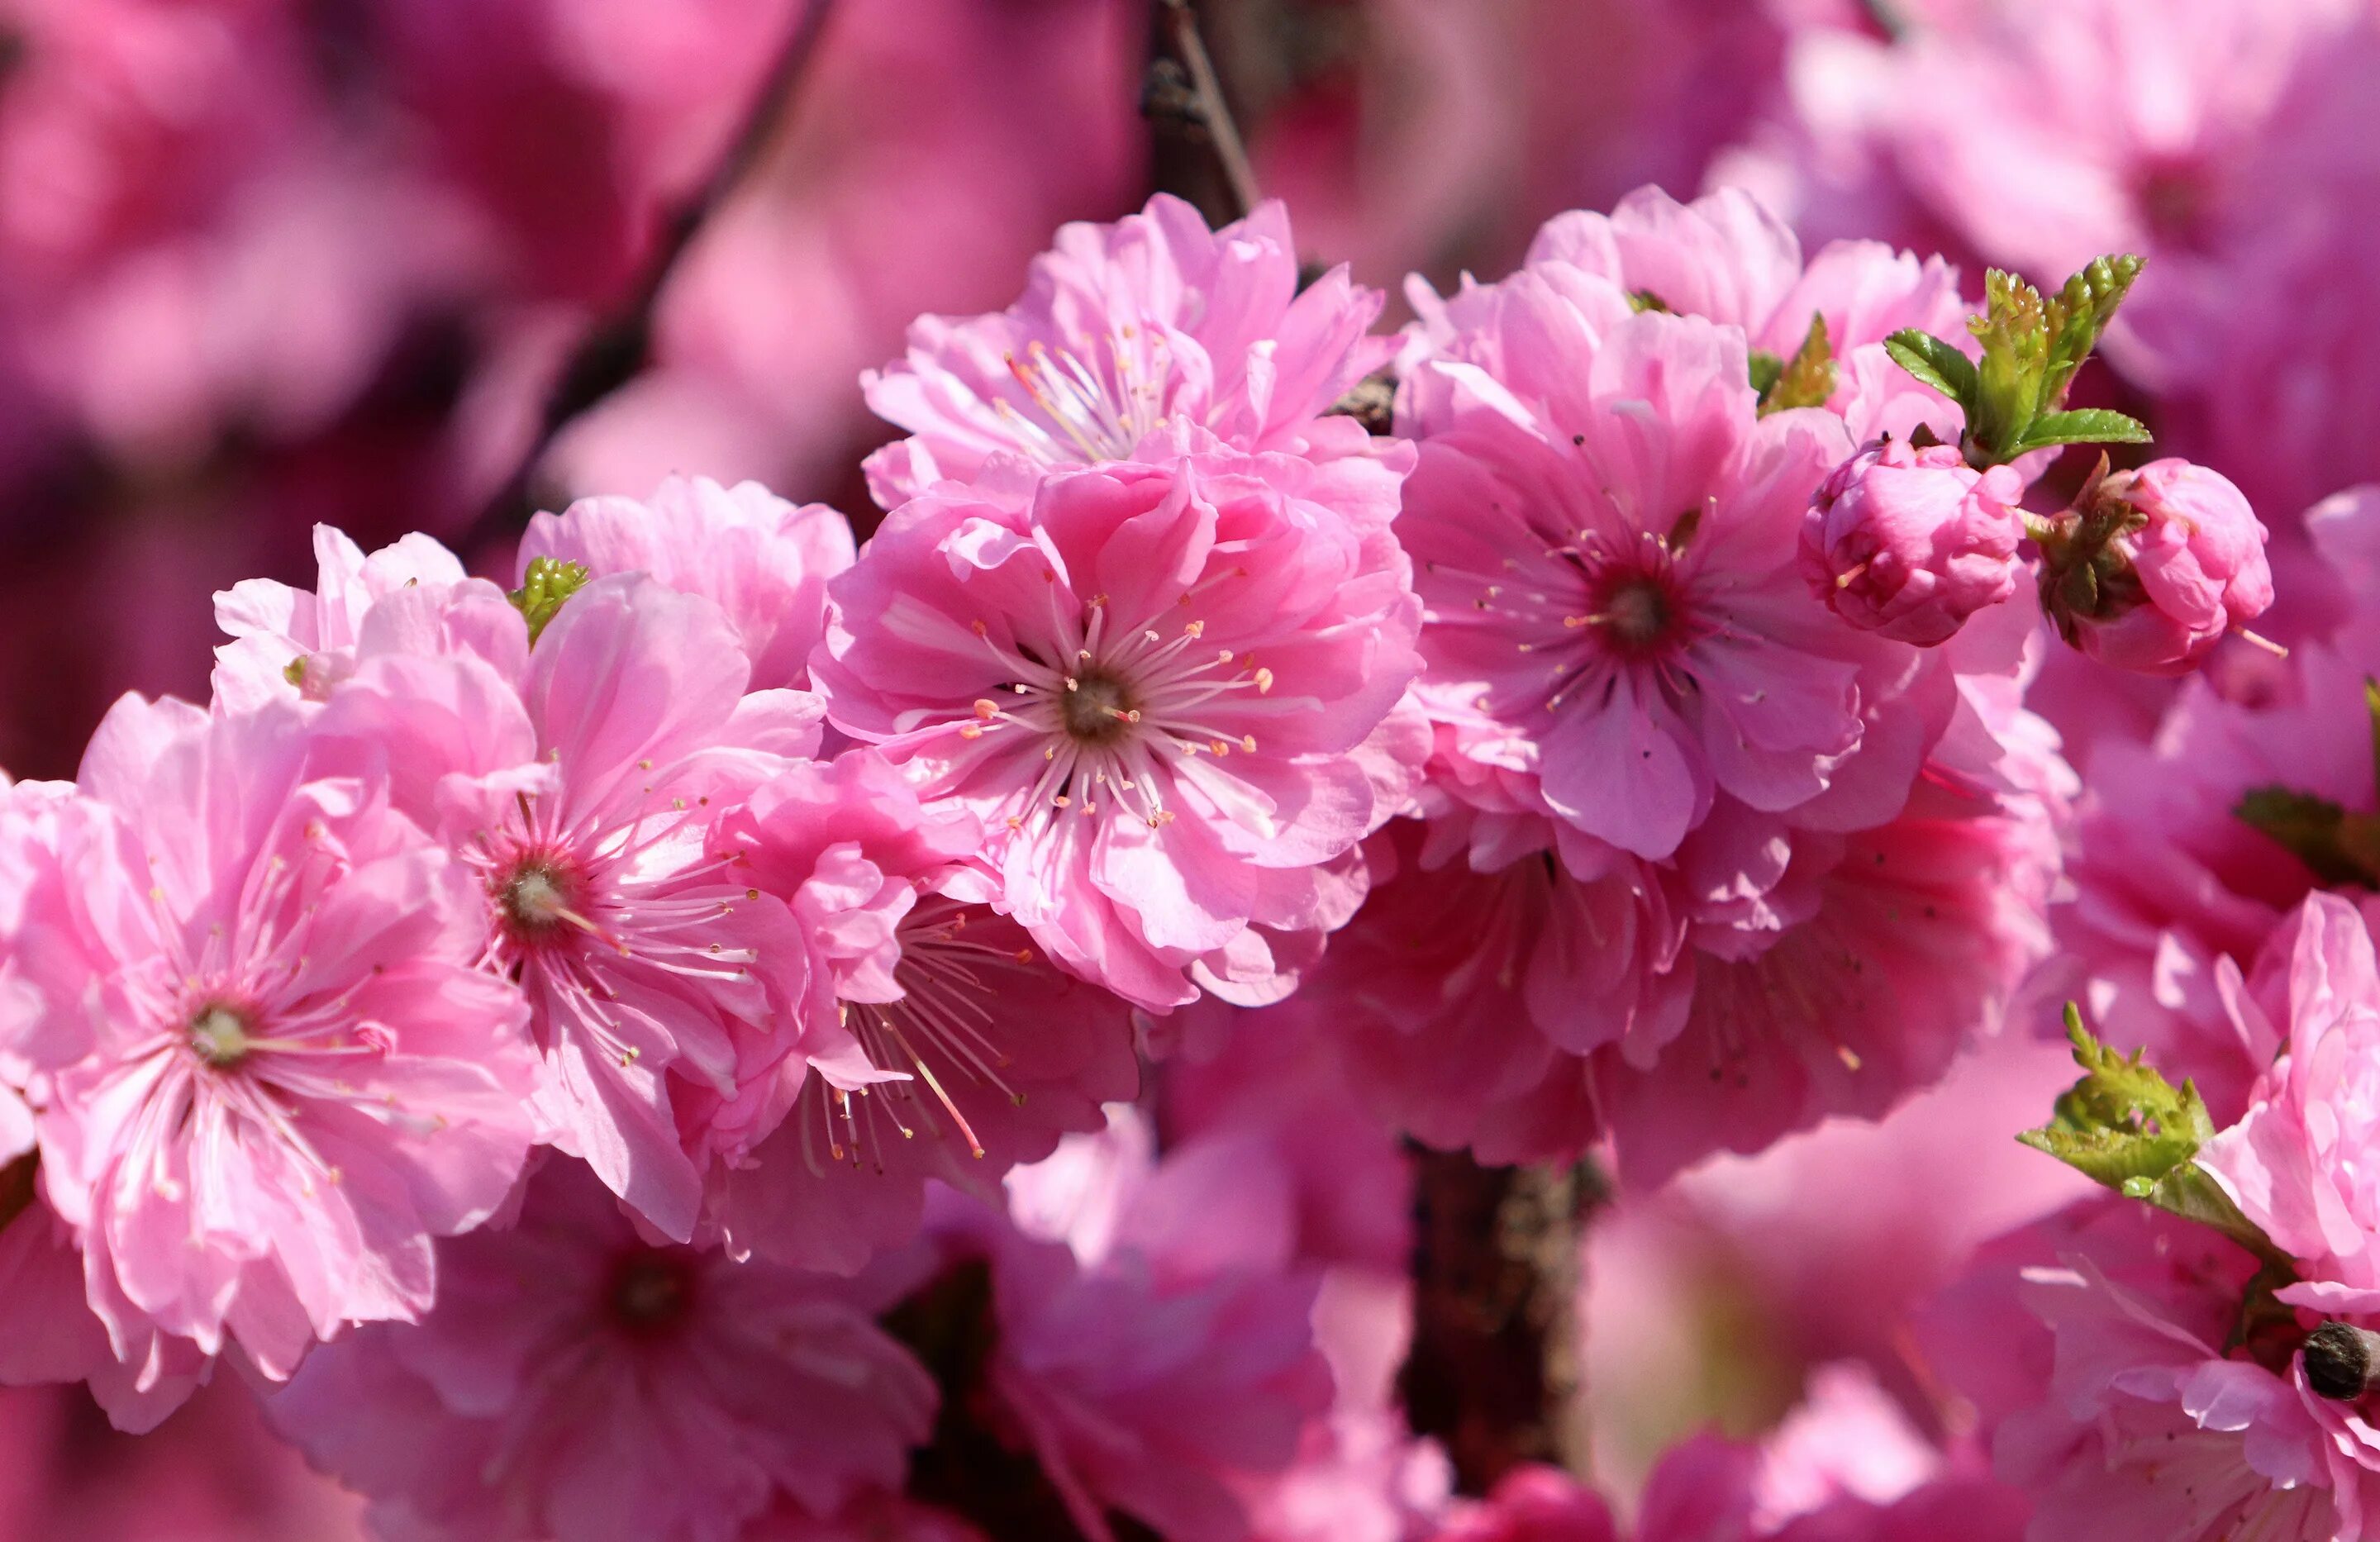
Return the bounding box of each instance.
[2,0,2377,1532]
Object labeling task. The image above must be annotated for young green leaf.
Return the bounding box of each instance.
[1759,315,1835,416]
[2011,408,2154,454]
[2021,1008,2288,1265]
[1883,329,1978,410]
[2040,254,2145,407]
[2019,1007,2212,1188]
[1748,350,1785,401]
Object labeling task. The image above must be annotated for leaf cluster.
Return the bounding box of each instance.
[1884,255,2152,467]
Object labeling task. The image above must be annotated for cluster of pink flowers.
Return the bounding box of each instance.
[0,161,2352,1542]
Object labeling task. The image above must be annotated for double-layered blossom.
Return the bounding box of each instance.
[1802,438,2027,646]
[1406,185,1970,446]
[211,524,476,709]
[1398,300,1888,864]
[814,436,1423,1011]
[8,694,540,1400]
[268,1162,936,1542]
[2200,894,2380,1310]
[1321,720,2059,1184]
[1931,1197,2380,1542]
[708,750,1137,1274]
[860,193,1387,504]
[321,567,848,1240]
[517,476,855,692]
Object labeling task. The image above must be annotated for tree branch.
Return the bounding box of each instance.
[1145,0,1260,224]
[1399,1150,1602,1493]
[460,0,841,554]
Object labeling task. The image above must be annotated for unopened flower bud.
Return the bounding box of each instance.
[2303,1320,2380,1402]
[2039,458,2275,677]
[1800,437,2027,645]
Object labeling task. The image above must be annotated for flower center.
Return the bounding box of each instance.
[1599,575,1674,652]
[1059,669,1139,747]
[188,1003,256,1068]
[608,1249,698,1337]
[497,853,593,945]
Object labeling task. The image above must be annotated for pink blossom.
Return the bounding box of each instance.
[1934,1197,2380,1542]
[211,523,474,709]
[926,1181,1335,1542]
[324,572,843,1241]
[1802,438,2027,646]
[1162,997,1418,1274]
[707,750,1137,1274]
[267,1161,935,1542]
[1397,302,1896,863]
[814,438,1422,1011]
[12,693,540,1397]
[2199,894,2380,1308]
[859,194,1386,505]
[1410,186,1969,445]
[2044,459,2276,677]
[518,476,855,692]
[2046,497,2380,1119]
[1321,744,2055,1184]
[1240,1267,1454,1542]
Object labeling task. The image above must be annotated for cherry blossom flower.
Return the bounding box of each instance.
[860,193,1387,505]
[814,435,1422,1011]
[1396,304,1894,864]
[210,524,475,710]
[267,1161,935,1542]
[517,476,855,692]
[1802,438,2027,646]
[1406,185,1969,446]
[1933,1197,2380,1542]
[323,572,845,1241]
[2199,894,2380,1310]
[14,693,540,1395]
[707,750,1137,1275]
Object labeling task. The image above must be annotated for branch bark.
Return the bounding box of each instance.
[1145,0,1260,225]
[460,0,841,554]
[1400,1149,1602,1493]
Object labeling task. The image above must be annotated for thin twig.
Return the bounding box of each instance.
[460,0,840,554]
[1152,0,1260,222]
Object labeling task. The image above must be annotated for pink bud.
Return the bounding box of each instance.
[2041,458,2274,676]
[1799,438,2027,645]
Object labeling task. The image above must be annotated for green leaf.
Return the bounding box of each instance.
[1747,350,1784,401]
[2040,254,2145,407]
[2019,1006,2214,1187]
[509,557,592,645]
[1759,315,1835,416]
[1883,329,1978,412]
[2021,1009,2288,1265]
[2011,408,2154,454]
[2234,787,2380,887]
[1966,270,2051,464]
